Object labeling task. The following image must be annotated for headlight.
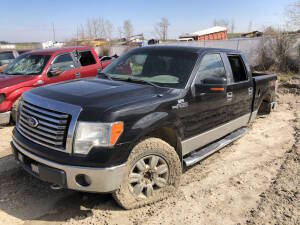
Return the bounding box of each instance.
[74,121,124,155]
[0,94,5,104]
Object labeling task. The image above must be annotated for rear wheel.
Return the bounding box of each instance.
[113,138,182,209]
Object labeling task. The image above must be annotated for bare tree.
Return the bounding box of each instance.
[230,18,235,33]
[287,0,300,29]
[264,26,278,36]
[86,18,93,39]
[123,20,133,39]
[105,20,114,39]
[117,26,124,39]
[92,18,99,39]
[78,24,85,40]
[155,17,170,41]
[212,19,229,29]
[248,21,253,32]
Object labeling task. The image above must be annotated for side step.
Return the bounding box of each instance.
[183,127,248,167]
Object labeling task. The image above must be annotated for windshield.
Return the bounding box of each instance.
[4,54,50,75]
[103,49,198,88]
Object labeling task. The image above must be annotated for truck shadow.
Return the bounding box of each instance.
[0,165,122,224]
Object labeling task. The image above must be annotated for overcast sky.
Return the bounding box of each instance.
[0,0,296,42]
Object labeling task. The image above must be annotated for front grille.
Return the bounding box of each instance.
[17,100,71,151]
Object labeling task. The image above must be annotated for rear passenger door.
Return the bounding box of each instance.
[45,53,77,84]
[77,50,99,78]
[225,54,253,121]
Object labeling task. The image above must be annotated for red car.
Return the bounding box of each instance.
[0,46,111,125]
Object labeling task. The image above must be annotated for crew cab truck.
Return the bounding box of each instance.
[0,46,110,125]
[11,46,276,209]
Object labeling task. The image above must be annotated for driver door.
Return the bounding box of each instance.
[183,53,229,138]
[45,53,77,84]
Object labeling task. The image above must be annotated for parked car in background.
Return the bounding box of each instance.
[11,46,276,209]
[0,50,19,72]
[0,46,111,125]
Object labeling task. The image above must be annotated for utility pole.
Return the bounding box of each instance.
[52,23,56,42]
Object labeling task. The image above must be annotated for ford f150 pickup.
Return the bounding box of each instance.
[0,46,111,125]
[11,46,276,209]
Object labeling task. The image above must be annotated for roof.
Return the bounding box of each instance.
[25,46,92,55]
[180,26,227,38]
[137,45,240,55]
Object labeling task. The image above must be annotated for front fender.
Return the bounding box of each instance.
[0,87,33,112]
[125,111,184,147]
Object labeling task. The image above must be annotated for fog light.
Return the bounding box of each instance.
[75,174,91,187]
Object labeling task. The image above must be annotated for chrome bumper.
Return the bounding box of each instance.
[12,139,126,193]
[0,111,10,125]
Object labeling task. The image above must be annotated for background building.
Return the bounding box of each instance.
[179,26,227,41]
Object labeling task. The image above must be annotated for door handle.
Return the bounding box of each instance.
[75,72,80,78]
[227,92,233,101]
[248,87,253,95]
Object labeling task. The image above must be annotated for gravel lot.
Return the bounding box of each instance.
[0,77,299,225]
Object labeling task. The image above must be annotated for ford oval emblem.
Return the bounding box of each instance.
[27,116,39,128]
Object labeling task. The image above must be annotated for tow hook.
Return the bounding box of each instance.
[50,184,63,190]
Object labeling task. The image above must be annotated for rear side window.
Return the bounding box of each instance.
[228,55,247,82]
[195,53,226,84]
[79,51,96,66]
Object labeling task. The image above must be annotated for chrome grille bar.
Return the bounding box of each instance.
[17,100,71,152]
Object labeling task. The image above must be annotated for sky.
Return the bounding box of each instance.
[0,0,296,42]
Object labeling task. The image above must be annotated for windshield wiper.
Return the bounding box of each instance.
[5,72,24,75]
[98,72,114,81]
[125,77,159,88]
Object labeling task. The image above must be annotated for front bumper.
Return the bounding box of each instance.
[0,111,10,125]
[11,138,126,193]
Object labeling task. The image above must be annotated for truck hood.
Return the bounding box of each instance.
[29,78,172,120]
[0,73,35,89]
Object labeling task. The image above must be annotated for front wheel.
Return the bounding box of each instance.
[113,138,182,209]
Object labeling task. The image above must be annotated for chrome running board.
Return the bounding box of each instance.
[183,127,248,167]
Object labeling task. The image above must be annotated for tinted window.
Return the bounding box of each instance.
[79,51,96,66]
[103,50,198,88]
[53,53,73,64]
[228,55,247,82]
[196,54,226,83]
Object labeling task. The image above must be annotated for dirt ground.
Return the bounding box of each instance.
[0,77,299,225]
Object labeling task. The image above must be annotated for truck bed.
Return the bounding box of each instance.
[252,72,277,114]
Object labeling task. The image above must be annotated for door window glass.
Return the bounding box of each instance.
[196,54,226,84]
[51,53,75,74]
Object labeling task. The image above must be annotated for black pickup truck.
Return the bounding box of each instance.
[11,46,276,209]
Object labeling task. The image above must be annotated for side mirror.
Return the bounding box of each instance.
[194,77,227,95]
[47,67,61,77]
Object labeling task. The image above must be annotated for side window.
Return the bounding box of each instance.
[196,53,226,84]
[51,53,75,73]
[228,55,247,82]
[79,51,96,66]
[53,53,73,64]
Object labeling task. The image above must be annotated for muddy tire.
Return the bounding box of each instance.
[112,137,182,209]
[11,98,20,123]
[258,101,271,116]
